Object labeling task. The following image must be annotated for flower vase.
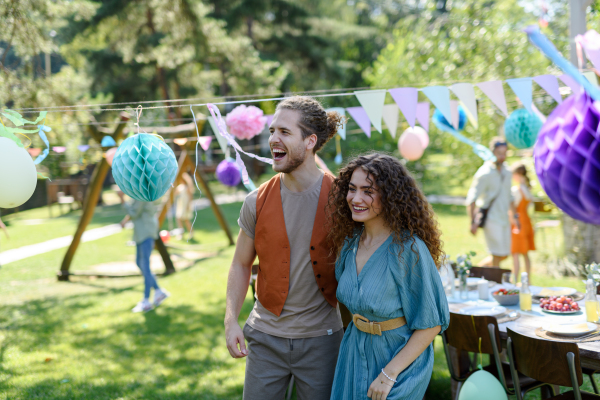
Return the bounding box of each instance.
[459,271,469,300]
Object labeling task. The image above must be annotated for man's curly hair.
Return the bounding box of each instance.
[326,152,444,269]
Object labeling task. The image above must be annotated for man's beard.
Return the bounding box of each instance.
[275,145,307,174]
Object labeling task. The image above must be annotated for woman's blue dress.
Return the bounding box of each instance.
[330,232,450,400]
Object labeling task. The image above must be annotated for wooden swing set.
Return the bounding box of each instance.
[57,113,234,281]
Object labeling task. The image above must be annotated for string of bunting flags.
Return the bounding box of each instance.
[200,72,598,166]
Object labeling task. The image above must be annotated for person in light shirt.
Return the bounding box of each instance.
[466,137,520,267]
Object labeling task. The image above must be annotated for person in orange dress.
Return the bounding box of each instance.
[511,163,536,281]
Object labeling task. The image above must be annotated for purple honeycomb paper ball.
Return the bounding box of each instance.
[534,91,600,224]
[216,158,242,187]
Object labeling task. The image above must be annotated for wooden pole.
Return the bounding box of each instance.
[58,114,129,281]
[158,151,188,226]
[186,157,235,246]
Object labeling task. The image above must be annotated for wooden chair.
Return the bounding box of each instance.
[442,312,550,400]
[507,327,600,400]
[469,266,512,284]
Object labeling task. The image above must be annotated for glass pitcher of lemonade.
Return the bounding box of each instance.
[520,272,532,311]
[585,279,599,323]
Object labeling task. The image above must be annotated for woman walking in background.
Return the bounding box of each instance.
[327,153,449,400]
[511,163,536,281]
[118,191,170,313]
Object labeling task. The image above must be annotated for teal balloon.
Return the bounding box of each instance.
[112,133,177,202]
[504,109,542,149]
[458,370,508,400]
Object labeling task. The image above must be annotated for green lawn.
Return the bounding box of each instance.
[0,198,589,399]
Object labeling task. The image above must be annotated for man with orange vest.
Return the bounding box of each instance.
[225,96,345,400]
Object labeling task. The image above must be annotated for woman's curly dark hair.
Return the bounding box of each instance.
[326,152,444,269]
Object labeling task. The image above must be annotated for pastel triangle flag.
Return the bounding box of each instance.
[584,71,599,87]
[476,80,508,117]
[415,102,430,133]
[354,89,386,133]
[326,107,347,140]
[198,136,213,151]
[381,104,400,138]
[208,116,228,153]
[533,75,562,104]
[346,106,372,138]
[421,86,451,123]
[450,83,478,127]
[388,88,418,127]
[506,77,533,113]
[559,74,582,94]
[265,114,274,128]
[450,101,460,129]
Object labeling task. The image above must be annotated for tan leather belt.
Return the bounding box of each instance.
[352,314,406,336]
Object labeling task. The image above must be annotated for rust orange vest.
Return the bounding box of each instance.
[254,173,338,317]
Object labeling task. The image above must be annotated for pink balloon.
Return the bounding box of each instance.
[105,147,117,166]
[406,126,429,149]
[398,130,425,161]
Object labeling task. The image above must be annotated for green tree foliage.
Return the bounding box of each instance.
[365,0,566,193]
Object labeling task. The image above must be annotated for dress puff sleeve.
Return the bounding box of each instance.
[390,236,450,332]
[335,236,355,282]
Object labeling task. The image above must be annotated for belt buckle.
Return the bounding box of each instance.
[353,314,369,326]
[353,314,382,336]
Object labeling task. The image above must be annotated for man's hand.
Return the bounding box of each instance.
[225,321,248,358]
[470,222,478,236]
[117,190,125,203]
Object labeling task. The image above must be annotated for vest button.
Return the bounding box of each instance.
[317,274,321,278]
[313,261,317,265]
[321,288,325,292]
[311,246,315,250]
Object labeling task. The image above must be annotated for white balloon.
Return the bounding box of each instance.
[0,137,38,208]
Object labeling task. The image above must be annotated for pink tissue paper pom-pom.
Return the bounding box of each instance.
[225,105,268,140]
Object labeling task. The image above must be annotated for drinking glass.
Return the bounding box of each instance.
[502,272,513,288]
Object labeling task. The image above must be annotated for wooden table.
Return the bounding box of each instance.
[447,285,600,371]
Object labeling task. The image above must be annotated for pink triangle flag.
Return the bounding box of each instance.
[388,88,418,127]
[198,136,213,151]
[346,106,372,138]
[476,81,508,117]
[415,102,430,133]
[450,101,460,129]
[533,75,563,104]
[265,114,274,127]
[559,74,582,94]
[576,30,600,71]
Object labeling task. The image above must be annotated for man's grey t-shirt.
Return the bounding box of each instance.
[238,173,342,339]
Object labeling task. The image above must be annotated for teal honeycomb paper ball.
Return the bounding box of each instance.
[112,133,177,202]
[504,109,543,149]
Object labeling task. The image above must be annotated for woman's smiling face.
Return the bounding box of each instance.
[346,167,383,223]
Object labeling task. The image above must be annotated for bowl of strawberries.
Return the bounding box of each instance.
[539,296,581,314]
[492,288,520,305]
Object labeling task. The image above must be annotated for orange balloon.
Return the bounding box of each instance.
[105,147,117,166]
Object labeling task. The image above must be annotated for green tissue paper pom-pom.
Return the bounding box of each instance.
[504,108,543,149]
[112,133,178,202]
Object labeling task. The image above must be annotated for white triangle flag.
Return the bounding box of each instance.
[208,116,229,153]
[476,81,508,117]
[326,107,347,140]
[382,104,400,138]
[421,86,452,123]
[354,89,387,133]
[450,83,478,127]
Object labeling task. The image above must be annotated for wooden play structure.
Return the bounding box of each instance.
[58,113,234,281]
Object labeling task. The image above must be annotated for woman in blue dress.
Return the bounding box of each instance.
[327,153,450,400]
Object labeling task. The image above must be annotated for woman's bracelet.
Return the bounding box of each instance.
[381,369,397,383]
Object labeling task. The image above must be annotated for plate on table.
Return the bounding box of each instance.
[459,305,507,316]
[541,308,580,315]
[542,322,598,337]
[534,287,577,298]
